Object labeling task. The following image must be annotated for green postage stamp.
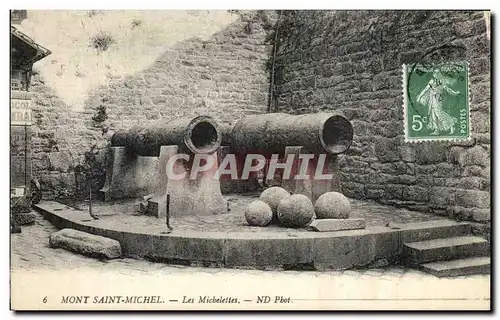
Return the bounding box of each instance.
[403,61,470,142]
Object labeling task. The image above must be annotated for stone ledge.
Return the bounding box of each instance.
[309,218,366,232]
[36,201,473,270]
[49,228,122,259]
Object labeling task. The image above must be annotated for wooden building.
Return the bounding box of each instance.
[10,18,51,199]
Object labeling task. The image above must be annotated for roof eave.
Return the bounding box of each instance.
[11,25,51,64]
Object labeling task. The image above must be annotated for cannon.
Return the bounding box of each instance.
[220,113,354,202]
[230,113,353,155]
[111,115,222,156]
[102,115,226,218]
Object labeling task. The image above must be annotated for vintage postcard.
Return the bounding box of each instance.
[9,9,491,311]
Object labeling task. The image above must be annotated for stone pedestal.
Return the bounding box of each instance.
[100,147,159,200]
[148,145,227,218]
[279,146,341,203]
[311,154,341,203]
[101,145,226,218]
[218,146,248,194]
[281,146,313,200]
[219,147,261,194]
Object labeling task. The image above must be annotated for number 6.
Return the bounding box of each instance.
[412,115,423,132]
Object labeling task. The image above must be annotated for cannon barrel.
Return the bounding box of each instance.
[219,123,234,147]
[111,115,222,156]
[230,113,353,155]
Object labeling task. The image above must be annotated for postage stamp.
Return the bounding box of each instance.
[403,61,471,142]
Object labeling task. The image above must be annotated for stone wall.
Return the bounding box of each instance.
[272,11,491,224]
[28,11,274,199]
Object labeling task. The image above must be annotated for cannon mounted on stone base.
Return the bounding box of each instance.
[102,112,354,218]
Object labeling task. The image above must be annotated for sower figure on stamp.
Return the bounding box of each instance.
[417,69,460,135]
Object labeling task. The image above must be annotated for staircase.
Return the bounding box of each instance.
[403,229,491,277]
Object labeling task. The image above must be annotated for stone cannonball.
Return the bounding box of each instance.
[245,200,273,227]
[277,194,315,228]
[314,191,351,219]
[259,186,291,217]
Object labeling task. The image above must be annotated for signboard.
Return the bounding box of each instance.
[11,98,33,126]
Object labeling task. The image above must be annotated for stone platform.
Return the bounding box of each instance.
[34,194,472,270]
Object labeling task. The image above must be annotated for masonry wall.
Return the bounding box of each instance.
[272,11,491,226]
[27,11,274,199]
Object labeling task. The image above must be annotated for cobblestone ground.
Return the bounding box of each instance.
[10,211,486,278]
[10,212,490,310]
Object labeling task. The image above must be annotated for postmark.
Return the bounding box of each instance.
[403,61,471,143]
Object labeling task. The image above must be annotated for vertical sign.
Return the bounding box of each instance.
[10,126,31,188]
[11,98,33,126]
[11,95,33,189]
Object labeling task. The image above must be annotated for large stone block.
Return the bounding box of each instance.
[448,146,466,165]
[371,227,403,260]
[471,81,490,104]
[445,177,483,189]
[395,220,472,244]
[374,137,400,162]
[429,187,456,207]
[471,111,490,134]
[455,189,490,209]
[402,186,429,202]
[100,147,159,200]
[140,234,225,264]
[463,145,490,167]
[382,121,402,138]
[414,143,449,165]
[383,184,404,200]
[365,186,385,199]
[453,19,487,38]
[466,207,490,222]
[341,181,365,198]
[223,237,314,268]
[309,218,365,232]
[314,233,375,270]
[49,228,122,259]
[47,152,72,172]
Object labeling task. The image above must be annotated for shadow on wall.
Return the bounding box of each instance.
[29,10,277,200]
[18,10,242,109]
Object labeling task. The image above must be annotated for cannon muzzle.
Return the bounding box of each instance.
[230,113,353,155]
[111,115,222,156]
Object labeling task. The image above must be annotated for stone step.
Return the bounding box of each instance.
[403,236,490,265]
[389,220,472,243]
[420,257,491,277]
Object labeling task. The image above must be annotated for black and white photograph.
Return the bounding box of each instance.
[8,7,492,311]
